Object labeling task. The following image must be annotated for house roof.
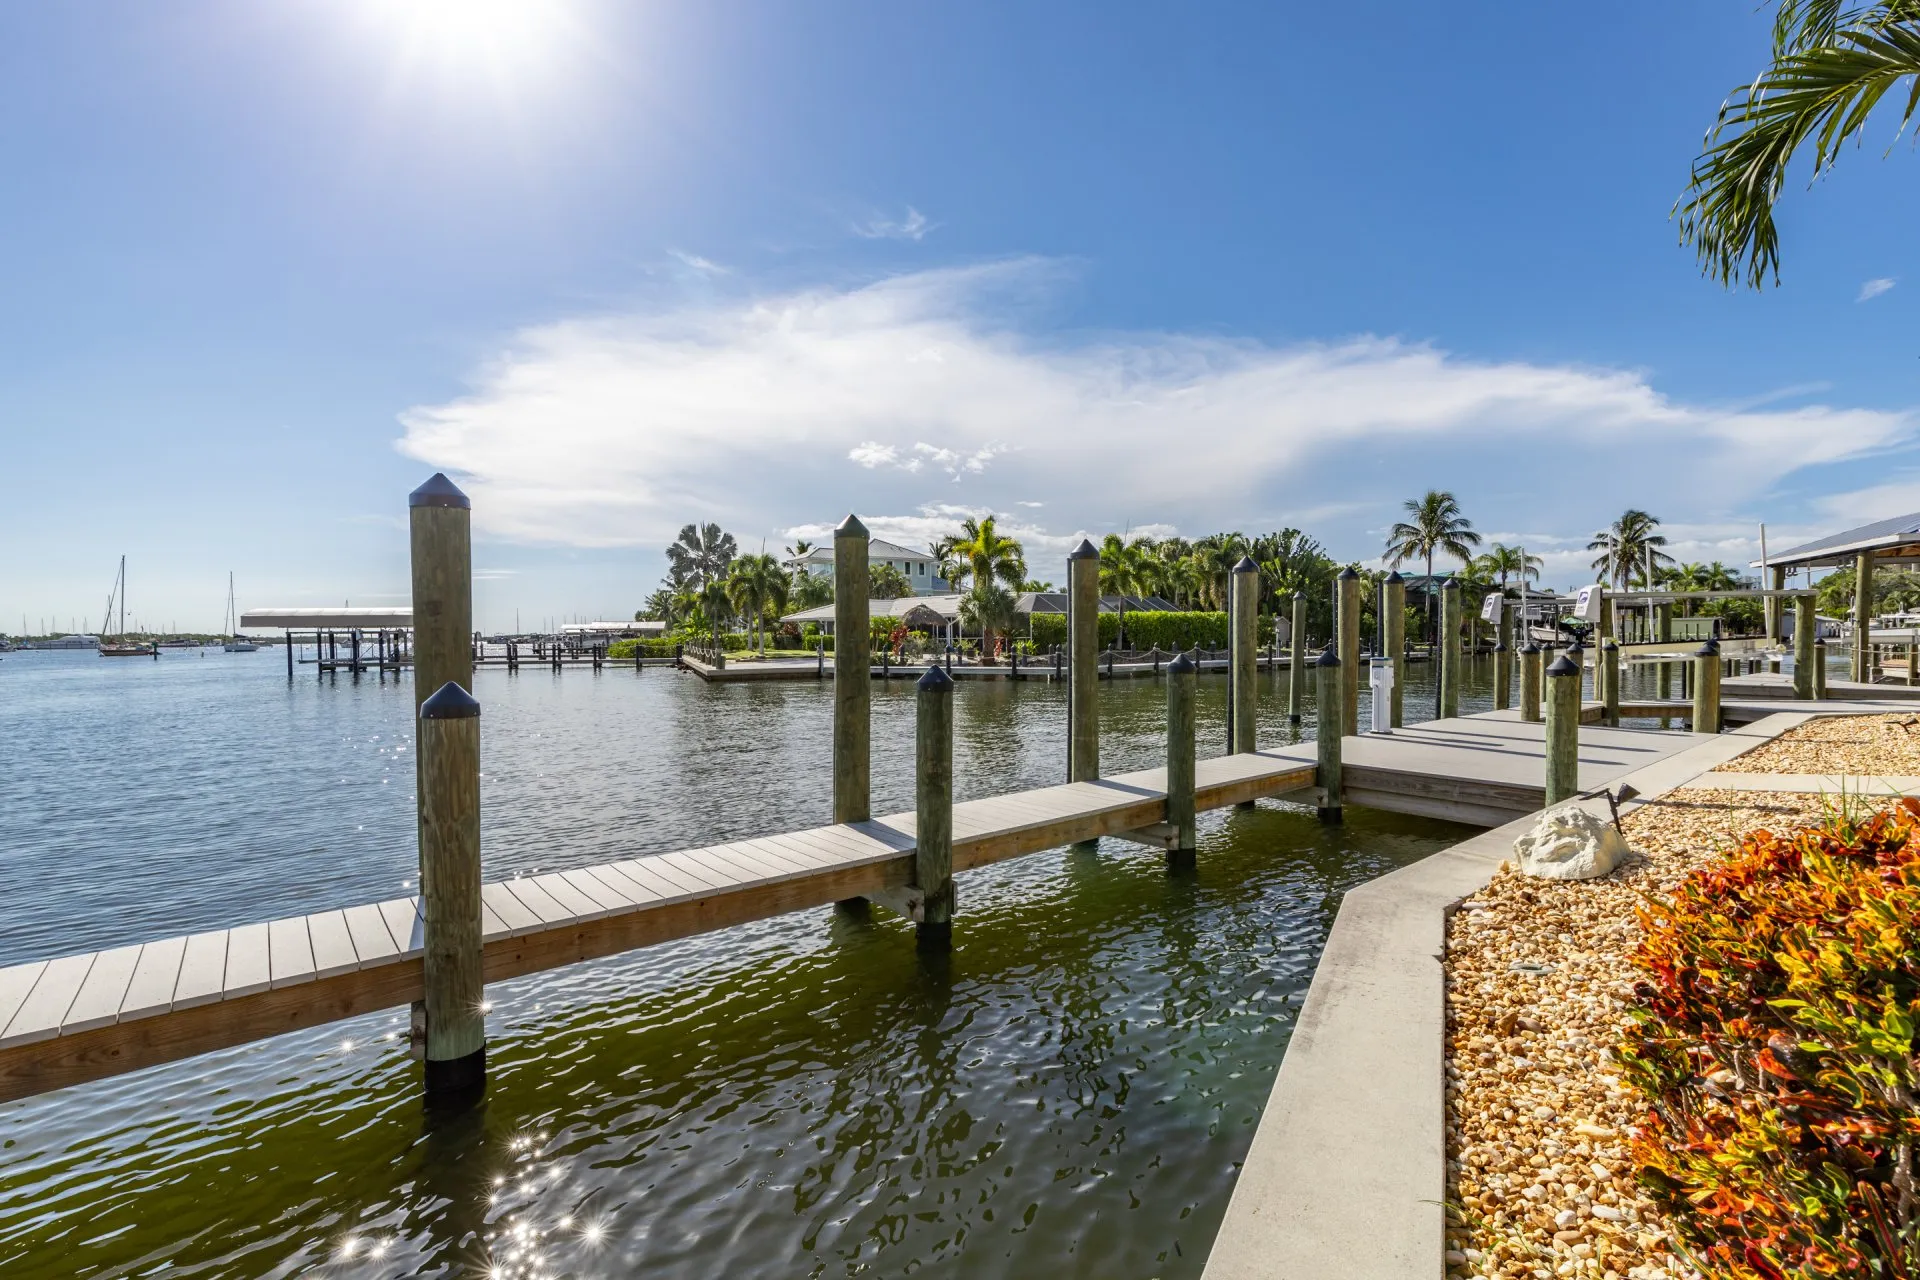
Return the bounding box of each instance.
[1761,513,1920,569]
[241,607,413,628]
[787,538,934,565]
[781,592,1183,624]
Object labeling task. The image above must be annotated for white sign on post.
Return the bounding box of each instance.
[1574,585,1604,623]
[1480,592,1503,623]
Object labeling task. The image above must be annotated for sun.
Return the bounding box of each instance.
[370,0,579,84]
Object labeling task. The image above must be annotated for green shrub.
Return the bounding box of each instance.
[605,638,676,659]
[1028,610,1229,651]
[1621,799,1920,1279]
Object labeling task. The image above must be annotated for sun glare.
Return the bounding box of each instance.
[369,0,578,85]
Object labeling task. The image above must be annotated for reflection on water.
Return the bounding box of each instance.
[0,650,1474,1278]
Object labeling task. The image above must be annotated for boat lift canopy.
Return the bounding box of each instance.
[240,608,414,629]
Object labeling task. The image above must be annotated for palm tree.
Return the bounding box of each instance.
[1587,511,1672,589]
[666,523,738,589]
[785,539,814,560]
[958,582,1018,659]
[697,579,732,652]
[953,517,1026,593]
[726,553,786,655]
[1679,1,1920,288]
[1383,491,1482,642]
[1474,543,1543,593]
[1192,534,1249,610]
[1100,534,1157,647]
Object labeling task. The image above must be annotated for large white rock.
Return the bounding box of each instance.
[1513,806,1628,881]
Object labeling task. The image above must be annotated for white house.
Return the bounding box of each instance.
[786,537,948,595]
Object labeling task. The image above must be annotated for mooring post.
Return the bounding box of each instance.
[1068,539,1100,782]
[834,515,871,824]
[1315,645,1343,822]
[1653,601,1672,702]
[1493,642,1511,712]
[1166,652,1197,866]
[1691,639,1721,734]
[1439,578,1460,719]
[1814,636,1828,698]
[1543,654,1580,806]
[1852,551,1874,682]
[409,472,474,904]
[1287,591,1307,724]
[914,665,955,950]
[1337,567,1360,737]
[1384,571,1405,727]
[1601,639,1620,727]
[417,681,485,1100]
[1520,642,1542,724]
[1230,556,1258,755]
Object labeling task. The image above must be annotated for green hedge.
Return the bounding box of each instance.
[1029,610,1237,651]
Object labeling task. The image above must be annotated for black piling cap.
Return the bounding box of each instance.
[1337,565,1358,581]
[409,473,470,510]
[1441,577,1459,592]
[1233,555,1259,574]
[1068,539,1099,560]
[1545,655,1579,678]
[1604,639,1619,651]
[835,513,868,538]
[420,681,480,719]
[1291,589,1306,601]
[1521,642,1541,654]
[1316,644,1340,667]
[1386,569,1403,583]
[1168,652,1196,675]
[1694,640,1720,658]
[917,664,953,692]
[1494,641,1508,652]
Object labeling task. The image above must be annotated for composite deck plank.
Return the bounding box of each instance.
[118,937,187,1023]
[761,830,867,868]
[500,878,577,926]
[268,917,317,989]
[223,923,272,999]
[779,826,908,866]
[599,858,701,904]
[2,953,96,1047]
[376,898,423,959]
[558,867,643,913]
[0,963,49,1044]
[305,911,359,980]
[480,883,543,938]
[62,945,143,1034]
[653,849,743,892]
[706,840,818,881]
[171,931,230,1010]
[525,872,608,922]
[618,853,708,896]
[574,864,662,909]
[343,904,401,966]
[744,833,844,870]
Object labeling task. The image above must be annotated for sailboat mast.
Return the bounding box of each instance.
[120,555,127,638]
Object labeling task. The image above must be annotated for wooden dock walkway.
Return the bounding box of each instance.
[0,711,1708,1104]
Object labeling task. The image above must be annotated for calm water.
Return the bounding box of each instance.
[0,648,1491,1279]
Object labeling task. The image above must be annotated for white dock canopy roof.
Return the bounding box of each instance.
[240,608,414,629]
[1761,513,1920,569]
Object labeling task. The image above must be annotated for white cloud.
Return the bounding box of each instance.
[853,207,932,242]
[1859,277,1897,301]
[670,250,727,275]
[395,259,1915,561]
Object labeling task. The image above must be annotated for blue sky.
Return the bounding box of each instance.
[5,1,1919,633]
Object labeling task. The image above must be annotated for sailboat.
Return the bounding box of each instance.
[223,573,258,652]
[99,555,152,657]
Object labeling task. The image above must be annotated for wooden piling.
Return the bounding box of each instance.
[1691,640,1721,735]
[1287,592,1307,724]
[1766,565,1785,642]
[1384,571,1406,727]
[833,515,871,824]
[1166,652,1197,866]
[1601,639,1620,727]
[1813,636,1828,699]
[1853,551,1874,683]
[1315,646,1342,822]
[409,474,473,717]
[1230,556,1258,755]
[1493,642,1511,711]
[914,665,954,949]
[418,681,485,1098]
[1068,539,1100,782]
[1439,579,1461,719]
[1520,643,1542,724]
[1337,567,1360,737]
[1654,601,1672,701]
[1543,654,1579,806]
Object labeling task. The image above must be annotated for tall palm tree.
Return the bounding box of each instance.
[727,553,786,655]
[666,523,738,589]
[928,534,966,592]
[1587,511,1672,589]
[697,579,733,651]
[958,582,1018,659]
[1473,543,1543,593]
[1384,491,1482,642]
[785,539,814,560]
[1192,534,1248,610]
[953,517,1026,593]
[1679,0,1920,288]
